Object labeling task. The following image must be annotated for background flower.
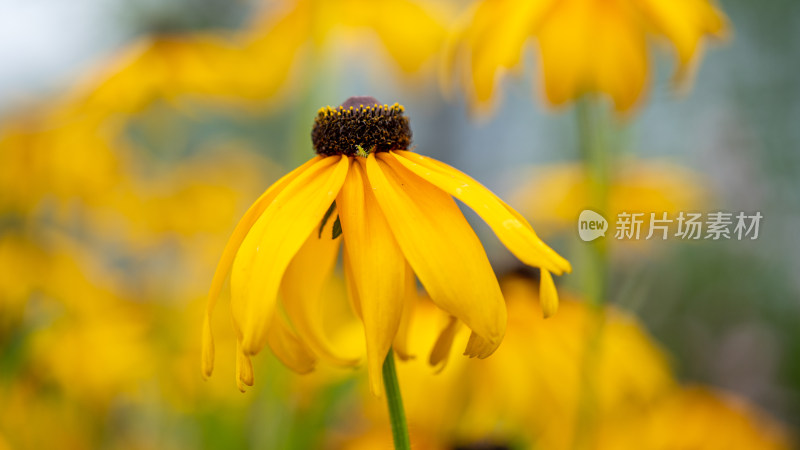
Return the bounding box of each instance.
[448,0,728,112]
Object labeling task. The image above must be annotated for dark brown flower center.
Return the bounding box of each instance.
[311,96,412,156]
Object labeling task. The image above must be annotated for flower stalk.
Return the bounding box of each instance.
[382,349,410,450]
[572,98,613,450]
[576,99,610,308]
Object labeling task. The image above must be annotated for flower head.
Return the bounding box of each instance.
[202,97,570,394]
[449,0,729,113]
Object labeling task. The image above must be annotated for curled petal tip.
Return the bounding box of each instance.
[201,319,215,379]
[540,269,560,319]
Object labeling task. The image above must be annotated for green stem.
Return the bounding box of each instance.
[382,349,410,450]
[572,98,613,450]
[576,99,610,307]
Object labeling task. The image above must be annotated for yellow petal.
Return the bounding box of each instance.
[280,215,359,367]
[391,151,571,275]
[202,156,322,378]
[429,315,461,371]
[242,1,311,100]
[539,269,559,318]
[267,313,316,374]
[337,158,406,396]
[590,2,648,112]
[535,0,590,107]
[235,340,254,393]
[367,153,506,355]
[393,263,417,361]
[370,0,447,73]
[464,331,497,359]
[635,0,729,68]
[342,243,363,321]
[468,0,552,105]
[232,156,349,355]
[535,0,649,112]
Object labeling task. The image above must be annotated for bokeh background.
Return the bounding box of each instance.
[1,0,798,448]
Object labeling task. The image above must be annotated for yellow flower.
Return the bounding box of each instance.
[203,97,571,394]
[450,0,729,112]
[247,0,448,75]
[512,160,708,238]
[349,274,673,447]
[75,0,447,111]
[595,386,794,450]
[351,277,792,449]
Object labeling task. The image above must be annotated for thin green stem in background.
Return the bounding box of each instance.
[576,99,611,307]
[572,98,614,450]
[382,349,410,450]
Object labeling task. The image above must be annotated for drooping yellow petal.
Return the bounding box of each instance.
[370,0,447,74]
[539,269,559,318]
[635,0,729,69]
[393,263,417,361]
[235,340,254,393]
[367,154,506,356]
[391,151,571,275]
[231,156,349,356]
[468,0,553,106]
[464,331,498,359]
[280,217,359,367]
[429,315,461,371]
[342,243,363,321]
[202,156,322,378]
[590,1,648,112]
[535,0,590,108]
[267,313,316,374]
[337,158,406,396]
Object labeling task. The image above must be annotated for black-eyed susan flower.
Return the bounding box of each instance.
[202,96,571,394]
[448,0,729,112]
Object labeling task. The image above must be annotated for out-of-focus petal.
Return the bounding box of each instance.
[337,158,406,396]
[635,0,729,69]
[367,154,506,357]
[235,340,254,393]
[539,269,559,318]
[590,2,648,112]
[467,0,553,105]
[370,0,447,73]
[429,315,461,371]
[267,313,316,374]
[231,156,348,356]
[280,216,359,367]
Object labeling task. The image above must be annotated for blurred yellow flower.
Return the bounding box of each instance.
[512,160,707,237]
[595,386,794,450]
[450,0,729,112]
[25,246,155,404]
[0,234,45,332]
[248,0,449,74]
[0,382,94,449]
[203,98,570,394]
[349,276,792,449]
[74,0,448,111]
[351,274,673,447]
